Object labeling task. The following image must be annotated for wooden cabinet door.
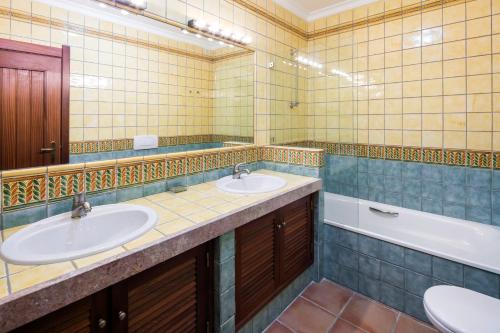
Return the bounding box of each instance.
[277,196,314,287]
[235,212,279,329]
[235,195,314,329]
[112,243,212,333]
[0,38,69,170]
[12,290,109,333]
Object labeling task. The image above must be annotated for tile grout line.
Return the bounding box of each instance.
[391,311,402,333]
[263,280,316,333]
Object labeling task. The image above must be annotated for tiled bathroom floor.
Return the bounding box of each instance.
[265,279,437,333]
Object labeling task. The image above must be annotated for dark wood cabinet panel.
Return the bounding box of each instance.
[235,195,314,329]
[235,212,278,327]
[12,243,212,333]
[12,290,109,333]
[278,196,314,287]
[115,243,211,333]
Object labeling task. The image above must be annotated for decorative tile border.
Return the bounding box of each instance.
[186,152,204,175]
[0,144,324,211]
[84,161,117,194]
[70,135,253,154]
[143,156,166,183]
[116,158,143,188]
[166,153,187,178]
[203,149,220,171]
[282,141,498,169]
[261,146,325,167]
[2,168,47,211]
[48,165,84,201]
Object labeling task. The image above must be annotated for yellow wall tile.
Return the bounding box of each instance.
[467,131,491,150]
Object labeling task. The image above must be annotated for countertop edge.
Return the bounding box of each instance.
[0,179,322,332]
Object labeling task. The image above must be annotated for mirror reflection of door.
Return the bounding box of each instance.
[0,38,69,171]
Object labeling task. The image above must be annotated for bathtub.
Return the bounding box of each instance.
[324,192,500,275]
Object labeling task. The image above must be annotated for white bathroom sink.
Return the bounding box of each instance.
[216,173,287,194]
[0,204,157,265]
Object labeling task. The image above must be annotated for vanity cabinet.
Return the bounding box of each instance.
[235,195,314,329]
[13,243,212,333]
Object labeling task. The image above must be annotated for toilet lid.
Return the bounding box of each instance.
[423,285,500,333]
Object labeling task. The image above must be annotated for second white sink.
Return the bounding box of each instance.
[0,204,157,265]
[216,173,287,194]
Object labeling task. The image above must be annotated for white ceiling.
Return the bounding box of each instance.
[273,0,377,21]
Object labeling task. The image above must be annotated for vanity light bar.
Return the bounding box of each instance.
[187,19,252,45]
[115,0,147,10]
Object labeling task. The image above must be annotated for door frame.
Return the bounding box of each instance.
[0,38,70,164]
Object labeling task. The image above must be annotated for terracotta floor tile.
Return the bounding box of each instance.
[279,297,336,333]
[302,280,353,315]
[329,319,368,333]
[395,314,437,333]
[340,295,397,333]
[266,321,294,333]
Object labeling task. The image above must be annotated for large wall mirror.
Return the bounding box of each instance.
[0,0,255,171]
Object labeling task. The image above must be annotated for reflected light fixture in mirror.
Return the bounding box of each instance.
[115,0,147,10]
[187,19,252,45]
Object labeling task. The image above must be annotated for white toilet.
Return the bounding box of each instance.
[424,285,500,333]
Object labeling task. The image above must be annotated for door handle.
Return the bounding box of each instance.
[40,141,56,162]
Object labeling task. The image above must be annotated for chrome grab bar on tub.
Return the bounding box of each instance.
[369,207,399,217]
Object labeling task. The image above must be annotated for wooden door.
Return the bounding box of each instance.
[113,243,212,333]
[0,38,69,170]
[235,212,279,329]
[277,196,314,286]
[12,290,109,333]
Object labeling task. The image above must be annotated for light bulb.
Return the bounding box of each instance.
[242,36,252,44]
[131,0,146,6]
[120,9,128,15]
[99,3,107,8]
[208,24,219,33]
[231,33,242,42]
[194,20,206,29]
[181,29,189,34]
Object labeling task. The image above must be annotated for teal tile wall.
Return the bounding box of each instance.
[325,155,500,226]
[323,224,500,322]
[215,231,236,333]
[69,143,223,163]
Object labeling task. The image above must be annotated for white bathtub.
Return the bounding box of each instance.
[324,192,500,275]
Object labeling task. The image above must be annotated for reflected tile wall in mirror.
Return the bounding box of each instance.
[0,0,254,170]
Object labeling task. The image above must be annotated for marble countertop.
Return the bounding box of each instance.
[0,170,322,332]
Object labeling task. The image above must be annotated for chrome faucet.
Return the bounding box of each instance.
[71,192,92,218]
[233,163,251,179]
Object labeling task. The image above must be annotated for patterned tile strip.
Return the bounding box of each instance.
[0,145,325,211]
[143,158,166,183]
[2,173,47,211]
[282,141,497,169]
[70,135,253,154]
[48,168,85,201]
[85,164,116,194]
